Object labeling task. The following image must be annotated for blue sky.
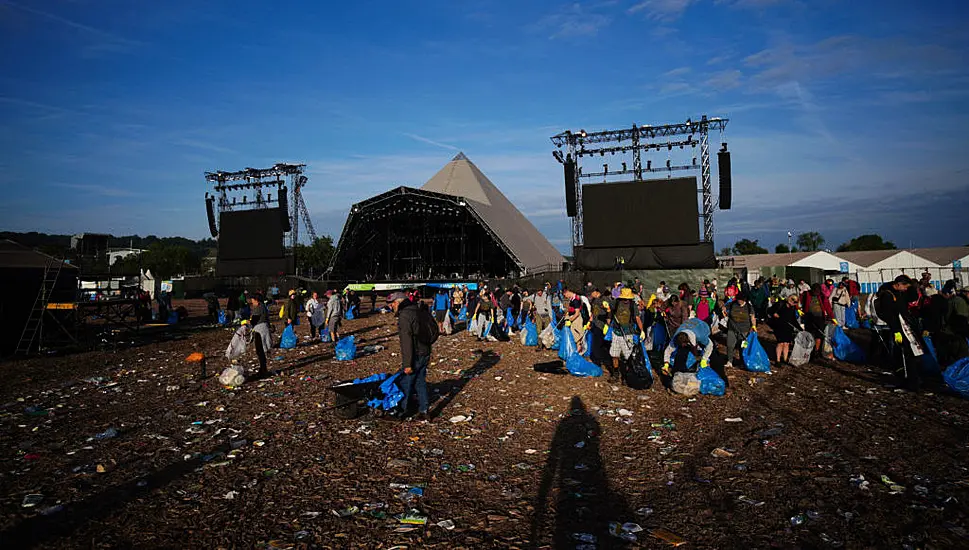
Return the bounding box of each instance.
[1,0,967,253]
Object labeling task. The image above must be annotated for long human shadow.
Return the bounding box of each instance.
[427,350,501,419]
[0,445,219,548]
[531,396,632,549]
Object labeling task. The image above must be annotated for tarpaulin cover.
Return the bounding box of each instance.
[335,335,356,361]
[832,326,866,363]
[742,332,771,373]
[279,325,297,349]
[943,357,969,399]
[697,365,726,396]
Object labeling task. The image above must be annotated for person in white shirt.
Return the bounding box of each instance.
[305,291,325,339]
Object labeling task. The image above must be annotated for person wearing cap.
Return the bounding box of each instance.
[325,289,343,342]
[723,291,757,370]
[389,292,432,421]
[607,287,644,380]
[779,279,798,301]
[875,274,923,391]
[281,289,299,327]
[938,280,969,365]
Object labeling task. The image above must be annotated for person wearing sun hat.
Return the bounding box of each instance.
[608,286,645,381]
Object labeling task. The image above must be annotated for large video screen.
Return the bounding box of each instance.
[218,208,285,260]
[582,177,699,248]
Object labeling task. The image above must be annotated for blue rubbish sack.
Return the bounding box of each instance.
[697,366,726,396]
[604,325,613,342]
[280,325,298,349]
[335,335,356,361]
[167,311,179,324]
[345,307,356,320]
[583,330,593,358]
[524,319,538,347]
[832,325,866,363]
[353,372,388,385]
[458,305,468,321]
[674,318,712,348]
[845,301,860,329]
[566,353,603,377]
[366,372,405,410]
[742,332,771,373]
[652,322,668,352]
[505,308,517,330]
[558,325,576,362]
[922,335,941,374]
[943,357,969,399]
[320,330,332,343]
[217,310,227,325]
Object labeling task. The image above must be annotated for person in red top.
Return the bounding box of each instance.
[842,276,860,298]
[802,283,833,357]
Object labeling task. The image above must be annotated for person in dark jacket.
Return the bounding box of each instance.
[769,294,801,365]
[390,292,432,421]
[248,294,273,378]
[283,289,298,326]
[875,275,923,391]
[802,283,833,357]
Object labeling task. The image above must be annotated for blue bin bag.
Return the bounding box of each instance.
[742,332,771,373]
[458,305,468,321]
[167,311,179,324]
[652,322,668,352]
[832,325,866,363]
[943,357,969,399]
[367,372,405,410]
[345,307,356,320]
[548,309,561,350]
[353,372,388,385]
[922,335,942,374]
[567,353,603,377]
[320,330,332,343]
[604,325,613,342]
[280,325,298,349]
[697,365,726,396]
[217,310,227,325]
[845,301,860,329]
[524,319,539,347]
[335,335,357,361]
[558,324,575,362]
[505,308,516,330]
[583,330,593,358]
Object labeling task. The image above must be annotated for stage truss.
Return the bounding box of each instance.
[551,116,728,252]
[204,163,317,250]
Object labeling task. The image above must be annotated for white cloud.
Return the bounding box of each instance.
[627,0,696,21]
[403,133,459,151]
[535,2,612,38]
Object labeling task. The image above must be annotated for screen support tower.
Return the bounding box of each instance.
[552,115,728,254]
[204,163,318,265]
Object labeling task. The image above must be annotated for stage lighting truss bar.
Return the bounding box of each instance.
[550,118,727,147]
[573,138,697,160]
[205,164,306,183]
[582,164,697,179]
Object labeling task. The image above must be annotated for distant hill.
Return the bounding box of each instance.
[0,231,216,260]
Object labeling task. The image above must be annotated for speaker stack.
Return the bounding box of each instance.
[564,155,577,217]
[205,195,218,237]
[718,145,732,210]
[278,186,292,232]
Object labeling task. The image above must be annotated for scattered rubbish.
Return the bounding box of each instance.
[711,447,735,458]
[525,449,538,454]
[737,495,765,506]
[397,509,428,525]
[724,417,743,423]
[617,408,634,417]
[574,441,586,448]
[94,427,119,440]
[609,521,638,542]
[755,427,784,438]
[573,533,597,543]
[38,504,64,515]
[881,475,906,494]
[622,522,644,533]
[650,528,688,546]
[22,494,43,508]
[223,491,238,500]
[791,513,807,526]
[636,507,654,517]
[333,506,359,517]
[851,474,870,491]
[436,519,456,530]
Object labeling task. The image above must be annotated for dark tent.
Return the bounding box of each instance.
[0,240,78,355]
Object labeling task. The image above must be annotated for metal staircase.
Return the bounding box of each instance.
[16,260,64,355]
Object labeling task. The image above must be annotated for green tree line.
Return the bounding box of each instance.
[719,233,897,256]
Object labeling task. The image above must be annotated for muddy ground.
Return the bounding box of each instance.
[1,299,968,549]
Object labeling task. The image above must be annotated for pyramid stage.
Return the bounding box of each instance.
[329,153,565,281]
